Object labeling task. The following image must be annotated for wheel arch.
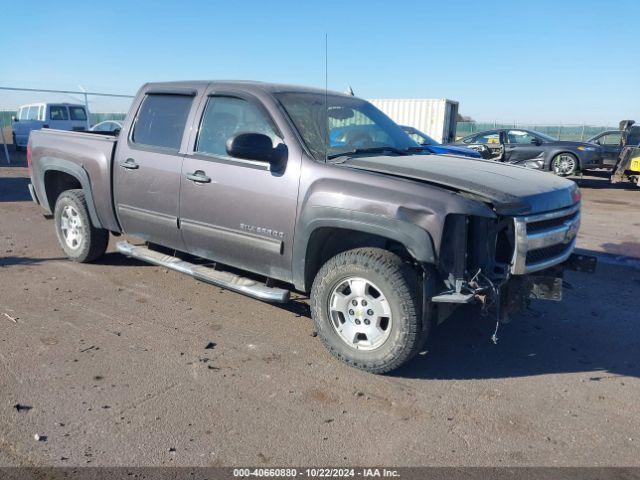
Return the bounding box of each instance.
[292,207,436,292]
[38,158,102,228]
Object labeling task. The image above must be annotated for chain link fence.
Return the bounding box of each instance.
[456,122,617,141]
[1,110,126,128]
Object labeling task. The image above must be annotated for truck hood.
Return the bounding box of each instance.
[341,154,578,216]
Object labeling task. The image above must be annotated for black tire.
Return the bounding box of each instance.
[54,189,109,263]
[310,247,429,374]
[551,152,578,176]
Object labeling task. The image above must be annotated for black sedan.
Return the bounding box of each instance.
[448,128,605,176]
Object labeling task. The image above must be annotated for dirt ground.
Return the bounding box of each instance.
[1,149,639,467]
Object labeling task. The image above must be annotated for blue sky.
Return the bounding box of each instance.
[1,0,638,124]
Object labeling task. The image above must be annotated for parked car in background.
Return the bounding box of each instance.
[90,120,123,134]
[448,128,605,176]
[12,103,89,150]
[401,126,485,159]
[587,130,622,166]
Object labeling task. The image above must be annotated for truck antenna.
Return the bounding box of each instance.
[324,33,328,163]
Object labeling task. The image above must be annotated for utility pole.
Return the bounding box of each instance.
[79,85,90,130]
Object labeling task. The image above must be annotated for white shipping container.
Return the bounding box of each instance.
[368,98,459,144]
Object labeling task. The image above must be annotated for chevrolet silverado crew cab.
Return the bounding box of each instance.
[27,81,595,374]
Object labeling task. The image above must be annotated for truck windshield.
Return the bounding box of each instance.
[275,92,419,161]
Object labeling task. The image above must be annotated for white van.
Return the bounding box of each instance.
[12,103,89,150]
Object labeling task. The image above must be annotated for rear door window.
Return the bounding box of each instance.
[132,94,193,150]
[69,106,87,121]
[50,106,69,121]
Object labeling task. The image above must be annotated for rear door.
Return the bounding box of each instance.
[113,90,199,250]
[13,107,31,146]
[16,105,42,146]
[179,89,301,281]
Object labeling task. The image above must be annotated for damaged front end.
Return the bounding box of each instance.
[429,202,596,336]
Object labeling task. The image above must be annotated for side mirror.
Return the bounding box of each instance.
[226,132,278,164]
[531,138,542,146]
[12,116,18,122]
[594,139,601,145]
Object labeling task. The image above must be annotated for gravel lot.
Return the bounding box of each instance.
[1,149,639,467]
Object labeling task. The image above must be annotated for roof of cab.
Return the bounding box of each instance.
[142,80,350,97]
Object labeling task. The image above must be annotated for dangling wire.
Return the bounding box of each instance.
[477,271,501,344]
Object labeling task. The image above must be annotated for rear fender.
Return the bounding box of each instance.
[36,157,102,228]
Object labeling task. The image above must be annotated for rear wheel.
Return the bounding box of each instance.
[310,247,429,374]
[54,190,109,263]
[552,153,578,176]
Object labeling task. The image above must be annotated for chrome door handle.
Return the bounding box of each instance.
[120,158,139,169]
[186,170,211,183]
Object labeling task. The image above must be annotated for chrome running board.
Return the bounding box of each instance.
[116,241,290,303]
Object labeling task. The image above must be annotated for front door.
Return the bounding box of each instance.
[596,131,622,166]
[179,91,301,282]
[466,130,504,160]
[504,130,545,164]
[113,92,196,251]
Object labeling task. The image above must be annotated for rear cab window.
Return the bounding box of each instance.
[69,106,87,121]
[49,106,69,121]
[131,94,193,150]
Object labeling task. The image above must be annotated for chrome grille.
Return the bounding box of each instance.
[511,203,580,275]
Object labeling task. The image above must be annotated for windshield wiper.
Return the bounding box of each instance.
[327,146,410,160]
[405,146,430,153]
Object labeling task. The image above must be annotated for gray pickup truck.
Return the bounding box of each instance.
[27,81,595,373]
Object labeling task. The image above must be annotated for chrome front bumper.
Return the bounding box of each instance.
[511,203,581,275]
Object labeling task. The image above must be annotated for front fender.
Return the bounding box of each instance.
[291,206,436,291]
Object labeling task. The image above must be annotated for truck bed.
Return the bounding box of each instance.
[29,129,121,231]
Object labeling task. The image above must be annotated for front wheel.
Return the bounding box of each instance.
[54,189,109,263]
[552,153,578,176]
[310,248,429,374]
